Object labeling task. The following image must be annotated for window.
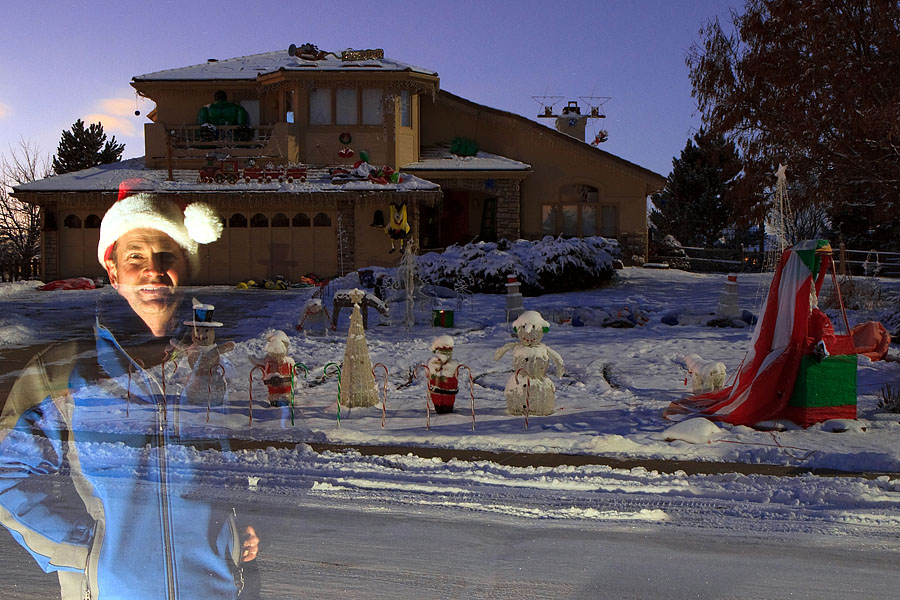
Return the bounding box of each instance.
[64,214,82,228]
[400,90,411,128]
[85,214,101,228]
[284,90,294,124]
[309,89,332,125]
[229,213,248,228]
[250,213,269,227]
[601,205,618,238]
[542,185,615,238]
[362,89,383,125]
[293,212,310,227]
[271,213,289,227]
[336,88,358,125]
[313,212,331,227]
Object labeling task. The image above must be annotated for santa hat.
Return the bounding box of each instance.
[431,335,454,353]
[98,181,222,273]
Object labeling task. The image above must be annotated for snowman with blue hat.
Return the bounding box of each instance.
[176,298,235,405]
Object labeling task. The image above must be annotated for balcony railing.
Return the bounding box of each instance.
[170,124,274,150]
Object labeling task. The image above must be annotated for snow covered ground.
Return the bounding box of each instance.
[4,267,899,473]
[1,267,899,598]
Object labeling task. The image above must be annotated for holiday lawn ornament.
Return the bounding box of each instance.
[425,336,460,414]
[683,354,727,394]
[666,240,858,427]
[340,289,380,408]
[385,201,410,253]
[372,363,390,427]
[297,298,334,335]
[323,362,343,426]
[259,330,296,407]
[173,299,235,407]
[494,311,565,416]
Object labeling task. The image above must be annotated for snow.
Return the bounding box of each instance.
[403,144,532,171]
[3,267,899,475]
[132,49,437,81]
[13,157,440,193]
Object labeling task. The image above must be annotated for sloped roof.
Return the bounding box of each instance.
[13,158,440,195]
[438,90,666,188]
[402,144,531,172]
[133,49,437,82]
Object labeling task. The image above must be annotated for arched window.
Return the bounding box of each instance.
[84,214,101,229]
[313,212,331,227]
[293,212,311,227]
[64,214,82,228]
[271,213,289,227]
[250,213,269,227]
[229,213,248,228]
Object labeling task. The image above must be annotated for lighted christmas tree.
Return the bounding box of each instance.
[341,288,379,407]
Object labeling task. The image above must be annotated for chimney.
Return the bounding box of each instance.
[555,101,587,142]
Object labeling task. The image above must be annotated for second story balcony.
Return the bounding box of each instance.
[143,122,290,169]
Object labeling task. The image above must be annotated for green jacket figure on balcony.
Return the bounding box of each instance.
[198,90,249,126]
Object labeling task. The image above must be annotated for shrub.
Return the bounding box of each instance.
[418,236,619,295]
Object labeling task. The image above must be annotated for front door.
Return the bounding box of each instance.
[440,191,470,247]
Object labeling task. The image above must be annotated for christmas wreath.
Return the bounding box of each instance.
[339,132,352,145]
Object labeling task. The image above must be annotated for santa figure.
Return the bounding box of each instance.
[494,311,564,416]
[260,330,296,407]
[426,335,460,414]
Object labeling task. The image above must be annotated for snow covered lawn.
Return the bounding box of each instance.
[2,268,899,474]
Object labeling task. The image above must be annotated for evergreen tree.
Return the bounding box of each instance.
[649,130,741,247]
[52,119,125,175]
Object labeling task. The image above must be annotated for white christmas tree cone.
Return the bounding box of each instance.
[342,289,380,407]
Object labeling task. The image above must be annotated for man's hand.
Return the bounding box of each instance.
[241,525,260,562]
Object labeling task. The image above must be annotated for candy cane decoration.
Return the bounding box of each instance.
[324,362,343,427]
[414,364,432,430]
[372,363,389,428]
[515,367,531,430]
[207,364,226,423]
[290,363,310,427]
[248,365,265,426]
[455,363,476,431]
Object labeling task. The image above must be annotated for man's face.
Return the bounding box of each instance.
[105,228,189,335]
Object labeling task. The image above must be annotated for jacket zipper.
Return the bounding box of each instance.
[158,388,177,600]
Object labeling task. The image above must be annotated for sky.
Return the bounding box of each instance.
[0,0,739,178]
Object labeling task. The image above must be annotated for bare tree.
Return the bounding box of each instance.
[1,138,50,280]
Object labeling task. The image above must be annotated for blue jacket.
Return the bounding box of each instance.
[0,316,243,599]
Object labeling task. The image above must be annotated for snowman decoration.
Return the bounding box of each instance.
[494,310,564,416]
[176,299,235,405]
[260,330,296,407]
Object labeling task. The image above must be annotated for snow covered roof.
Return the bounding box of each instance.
[402,144,531,172]
[13,158,440,195]
[133,49,437,82]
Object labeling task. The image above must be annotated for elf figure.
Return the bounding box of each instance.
[385,201,410,254]
[260,330,296,407]
[296,298,333,336]
[175,299,234,406]
[494,310,565,416]
[426,336,460,414]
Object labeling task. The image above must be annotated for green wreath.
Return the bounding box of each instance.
[339,132,352,145]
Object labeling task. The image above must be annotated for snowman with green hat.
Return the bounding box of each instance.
[494,310,564,416]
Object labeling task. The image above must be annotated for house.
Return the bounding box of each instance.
[14,45,665,285]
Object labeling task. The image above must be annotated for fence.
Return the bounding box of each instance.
[649,244,900,278]
[0,258,40,282]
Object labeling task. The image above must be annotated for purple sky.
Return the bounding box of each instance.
[0,0,737,178]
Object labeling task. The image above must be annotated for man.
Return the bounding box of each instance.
[0,190,259,599]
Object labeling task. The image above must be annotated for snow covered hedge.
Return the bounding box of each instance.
[418,236,619,295]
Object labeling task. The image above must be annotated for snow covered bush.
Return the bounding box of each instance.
[418,236,619,295]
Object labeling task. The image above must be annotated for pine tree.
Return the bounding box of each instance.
[52,119,125,175]
[649,130,741,247]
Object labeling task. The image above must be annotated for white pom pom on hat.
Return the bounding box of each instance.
[98,181,223,273]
